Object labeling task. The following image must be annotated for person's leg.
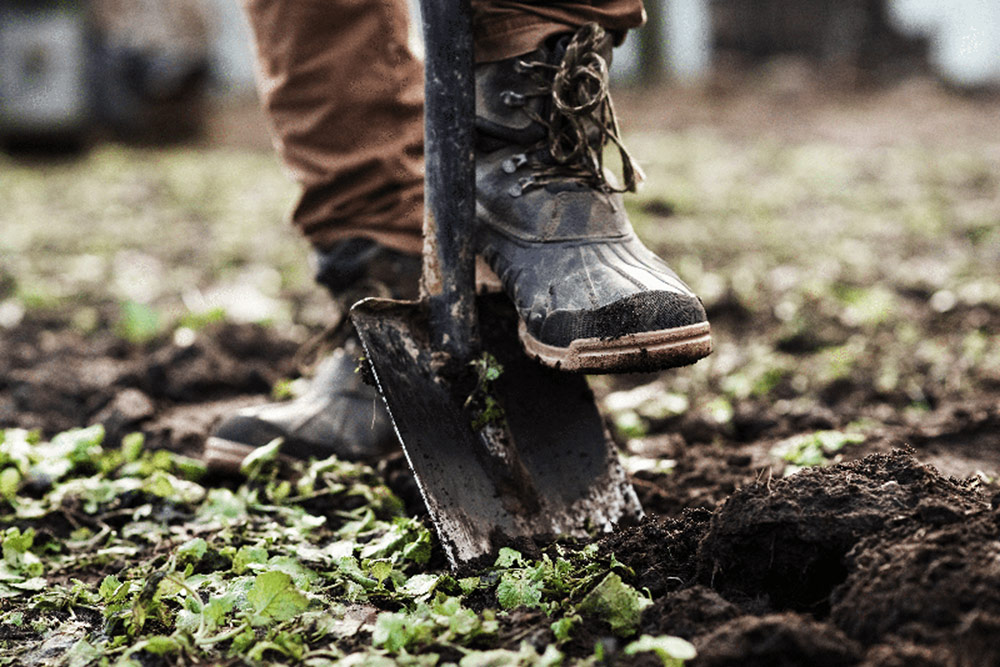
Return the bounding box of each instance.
[472,2,712,372]
[205,0,425,473]
[472,0,645,63]
[244,0,424,257]
[208,0,710,471]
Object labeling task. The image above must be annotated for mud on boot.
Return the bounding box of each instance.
[475,23,711,373]
[203,238,420,473]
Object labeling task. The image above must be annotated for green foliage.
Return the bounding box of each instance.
[604,383,690,440]
[247,571,310,625]
[0,424,663,665]
[240,437,284,480]
[372,595,498,655]
[772,429,866,474]
[576,573,651,636]
[467,353,507,430]
[496,570,544,610]
[116,300,164,343]
[624,635,697,666]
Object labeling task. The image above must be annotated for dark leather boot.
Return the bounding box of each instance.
[475,24,711,373]
[203,238,420,473]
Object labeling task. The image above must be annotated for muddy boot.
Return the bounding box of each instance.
[475,24,711,373]
[203,238,420,474]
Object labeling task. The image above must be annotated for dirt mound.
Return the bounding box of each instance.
[640,586,739,638]
[832,506,1000,651]
[696,450,986,613]
[601,509,712,598]
[607,449,997,665]
[694,613,861,667]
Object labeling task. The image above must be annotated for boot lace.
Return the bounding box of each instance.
[510,23,645,196]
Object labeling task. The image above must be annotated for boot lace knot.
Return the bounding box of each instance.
[516,23,645,195]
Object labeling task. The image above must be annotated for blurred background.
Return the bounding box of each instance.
[2,0,999,150]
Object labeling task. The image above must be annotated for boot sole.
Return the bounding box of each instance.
[519,320,712,374]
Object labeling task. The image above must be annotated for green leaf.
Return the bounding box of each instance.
[335,556,378,590]
[65,638,102,667]
[576,572,651,636]
[139,635,180,655]
[99,575,127,603]
[197,488,248,522]
[2,527,41,576]
[267,555,319,590]
[371,610,434,653]
[121,432,145,462]
[117,300,163,343]
[551,615,579,642]
[240,438,283,479]
[0,467,20,500]
[494,547,525,569]
[372,612,409,652]
[177,537,207,563]
[247,571,309,625]
[458,577,481,594]
[201,595,235,631]
[624,634,697,666]
[2,527,32,560]
[368,559,393,586]
[233,545,268,574]
[496,571,543,610]
[401,573,439,600]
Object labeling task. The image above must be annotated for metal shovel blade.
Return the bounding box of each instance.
[351,294,643,568]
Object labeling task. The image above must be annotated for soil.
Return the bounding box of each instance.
[3,312,999,665]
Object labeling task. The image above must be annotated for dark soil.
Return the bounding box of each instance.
[602,451,1000,666]
[0,316,299,451]
[4,314,1000,665]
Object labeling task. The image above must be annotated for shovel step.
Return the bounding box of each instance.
[351,294,643,568]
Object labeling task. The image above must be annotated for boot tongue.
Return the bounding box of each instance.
[474,29,613,154]
[474,30,583,151]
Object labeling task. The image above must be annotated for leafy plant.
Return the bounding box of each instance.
[772,429,865,474]
[624,635,697,666]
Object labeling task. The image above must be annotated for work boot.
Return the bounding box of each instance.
[475,23,712,373]
[203,238,420,474]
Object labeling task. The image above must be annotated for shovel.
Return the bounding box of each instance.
[350,0,642,568]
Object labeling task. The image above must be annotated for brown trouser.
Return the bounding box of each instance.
[244,0,645,256]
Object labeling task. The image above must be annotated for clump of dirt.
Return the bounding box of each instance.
[0,316,300,450]
[640,586,740,638]
[694,613,861,667]
[606,449,998,665]
[831,507,1000,649]
[601,509,712,598]
[696,450,986,612]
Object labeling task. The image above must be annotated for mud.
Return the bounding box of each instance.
[3,315,1000,665]
[605,452,1000,666]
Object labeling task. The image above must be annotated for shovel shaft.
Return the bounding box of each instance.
[420,0,477,361]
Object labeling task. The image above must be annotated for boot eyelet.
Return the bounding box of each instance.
[502,153,528,174]
[508,176,535,197]
[501,91,526,107]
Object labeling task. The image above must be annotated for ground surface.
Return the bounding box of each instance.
[1,76,999,665]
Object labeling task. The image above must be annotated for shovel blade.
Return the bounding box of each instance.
[351,294,642,568]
